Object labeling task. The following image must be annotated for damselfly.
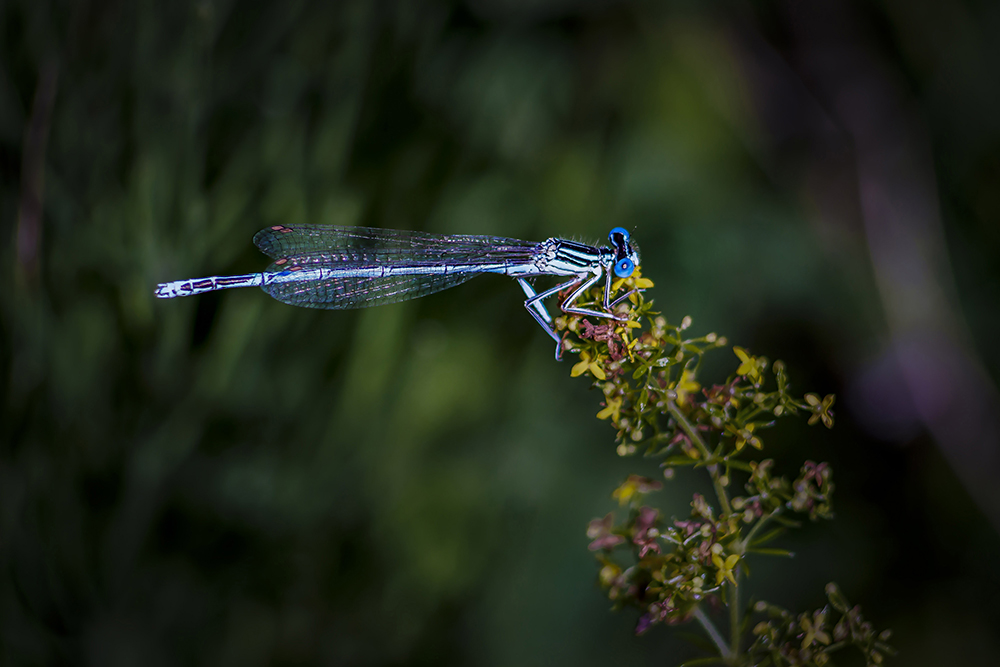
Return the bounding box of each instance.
[155,225,641,359]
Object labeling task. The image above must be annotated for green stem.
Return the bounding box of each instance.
[740,510,778,553]
[680,658,727,666]
[692,606,732,663]
[670,400,742,661]
[637,431,673,448]
[729,573,741,656]
[667,400,732,516]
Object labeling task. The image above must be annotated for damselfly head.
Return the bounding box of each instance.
[608,227,639,278]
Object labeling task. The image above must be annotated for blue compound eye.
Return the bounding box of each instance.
[609,226,630,244]
[614,257,635,278]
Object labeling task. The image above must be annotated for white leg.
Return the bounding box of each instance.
[560,271,626,321]
[522,275,585,360]
[518,278,552,322]
[609,288,641,309]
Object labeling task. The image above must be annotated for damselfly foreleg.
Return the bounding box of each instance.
[609,288,641,309]
[599,268,643,311]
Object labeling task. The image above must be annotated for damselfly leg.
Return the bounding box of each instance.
[520,269,640,360]
[521,275,584,358]
[517,278,555,323]
[559,271,615,320]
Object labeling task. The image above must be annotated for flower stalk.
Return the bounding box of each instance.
[693,606,732,662]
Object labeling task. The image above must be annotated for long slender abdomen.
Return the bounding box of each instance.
[155,273,264,299]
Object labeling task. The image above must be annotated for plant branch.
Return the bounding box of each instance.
[729,575,741,656]
[667,400,732,516]
[692,606,732,663]
[740,510,779,553]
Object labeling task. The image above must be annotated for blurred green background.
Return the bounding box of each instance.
[3,0,1000,665]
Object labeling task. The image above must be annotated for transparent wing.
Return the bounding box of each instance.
[253,224,539,262]
[253,225,542,309]
[261,268,477,309]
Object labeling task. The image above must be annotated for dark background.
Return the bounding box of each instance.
[3,0,999,665]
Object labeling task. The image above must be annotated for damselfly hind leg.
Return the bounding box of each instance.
[518,278,553,322]
[521,275,585,360]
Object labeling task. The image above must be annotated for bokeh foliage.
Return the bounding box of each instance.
[2,0,1000,665]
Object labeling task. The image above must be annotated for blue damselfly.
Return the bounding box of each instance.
[155,225,641,358]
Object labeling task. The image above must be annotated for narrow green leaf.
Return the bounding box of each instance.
[711,438,724,458]
[747,547,795,557]
[726,459,754,472]
[748,526,787,547]
[661,455,699,466]
[771,515,802,528]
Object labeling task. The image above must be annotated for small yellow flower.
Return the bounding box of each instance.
[712,552,740,586]
[616,325,641,363]
[674,369,701,404]
[625,336,638,363]
[571,351,607,380]
[599,563,622,587]
[731,423,762,452]
[571,356,590,378]
[611,476,638,505]
[734,347,762,383]
[597,396,622,421]
[805,393,836,428]
[611,475,663,506]
[800,614,831,649]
